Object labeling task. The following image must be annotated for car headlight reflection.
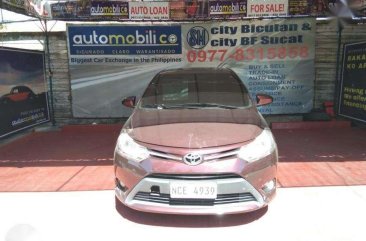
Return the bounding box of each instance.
[237,128,276,163]
[115,132,149,162]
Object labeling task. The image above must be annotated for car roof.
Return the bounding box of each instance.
[12,86,30,91]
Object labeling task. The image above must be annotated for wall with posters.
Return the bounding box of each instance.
[67,18,315,118]
[0,47,50,138]
[338,42,366,123]
[3,20,365,125]
[314,21,366,113]
[2,0,365,20]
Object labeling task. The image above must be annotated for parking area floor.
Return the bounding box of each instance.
[0,186,365,241]
[0,123,366,191]
[0,123,366,241]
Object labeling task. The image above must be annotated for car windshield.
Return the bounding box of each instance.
[140,71,251,109]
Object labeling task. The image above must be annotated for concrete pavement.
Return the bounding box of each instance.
[0,186,365,241]
[1,123,366,241]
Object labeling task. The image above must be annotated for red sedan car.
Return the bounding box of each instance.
[0,86,36,104]
[114,68,277,215]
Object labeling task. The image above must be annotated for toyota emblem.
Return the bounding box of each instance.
[183,153,203,166]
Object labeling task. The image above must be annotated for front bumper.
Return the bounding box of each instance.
[115,174,275,215]
[114,150,277,215]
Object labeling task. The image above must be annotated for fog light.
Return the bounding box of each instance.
[262,179,276,194]
[115,178,127,192]
[150,185,161,195]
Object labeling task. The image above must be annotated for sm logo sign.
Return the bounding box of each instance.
[186,26,209,49]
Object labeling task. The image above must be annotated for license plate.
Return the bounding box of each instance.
[170,181,217,199]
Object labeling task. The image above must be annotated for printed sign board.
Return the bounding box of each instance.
[348,0,366,17]
[247,0,288,17]
[2,0,25,9]
[0,48,50,138]
[67,25,182,65]
[67,19,315,118]
[129,1,170,20]
[209,0,247,17]
[50,1,90,20]
[339,42,366,123]
[90,1,129,19]
[288,0,310,15]
[288,0,330,16]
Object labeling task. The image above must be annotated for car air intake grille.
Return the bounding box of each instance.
[147,173,241,180]
[134,192,256,206]
[148,148,239,162]
[134,192,170,204]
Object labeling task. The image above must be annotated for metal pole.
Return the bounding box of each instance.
[44,20,56,126]
[334,19,343,116]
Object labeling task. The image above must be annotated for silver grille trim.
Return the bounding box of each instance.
[134,192,257,206]
[148,148,240,162]
[148,150,181,161]
[148,173,240,180]
[204,149,239,161]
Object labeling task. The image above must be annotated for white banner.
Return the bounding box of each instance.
[129,1,170,20]
[67,19,315,117]
[247,0,288,17]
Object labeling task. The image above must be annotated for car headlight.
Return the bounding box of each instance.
[115,132,149,162]
[237,128,276,163]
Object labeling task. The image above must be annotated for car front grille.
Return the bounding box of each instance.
[148,148,239,162]
[147,173,241,180]
[133,192,256,206]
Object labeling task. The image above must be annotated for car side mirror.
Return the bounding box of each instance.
[256,94,273,106]
[122,96,136,108]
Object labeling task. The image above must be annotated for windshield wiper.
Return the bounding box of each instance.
[143,104,198,109]
[142,103,239,109]
[141,104,167,109]
[164,103,239,109]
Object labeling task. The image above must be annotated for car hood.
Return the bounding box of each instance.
[124,108,266,148]
[129,122,262,148]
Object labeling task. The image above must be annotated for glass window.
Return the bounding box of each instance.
[140,71,250,108]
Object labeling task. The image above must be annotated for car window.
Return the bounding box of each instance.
[160,75,191,102]
[140,72,250,108]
